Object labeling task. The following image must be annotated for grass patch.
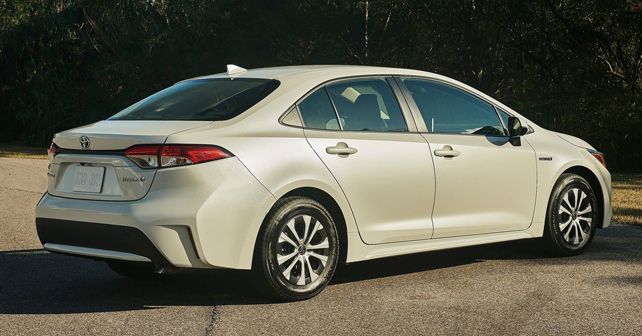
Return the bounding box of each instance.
[0,145,47,159]
[612,173,642,225]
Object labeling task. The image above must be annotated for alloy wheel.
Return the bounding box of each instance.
[557,187,593,246]
[275,214,330,286]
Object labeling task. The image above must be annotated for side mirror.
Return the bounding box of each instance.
[507,116,526,145]
[508,116,527,137]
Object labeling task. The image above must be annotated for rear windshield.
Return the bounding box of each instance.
[109,78,280,121]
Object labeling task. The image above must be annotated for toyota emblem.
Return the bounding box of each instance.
[79,136,90,149]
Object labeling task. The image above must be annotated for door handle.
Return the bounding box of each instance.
[434,145,460,158]
[326,142,358,157]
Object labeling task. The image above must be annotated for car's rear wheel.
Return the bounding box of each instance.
[543,173,598,256]
[106,260,159,279]
[253,196,339,301]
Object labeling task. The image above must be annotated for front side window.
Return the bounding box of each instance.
[109,78,280,121]
[497,107,511,130]
[325,78,407,132]
[403,79,506,136]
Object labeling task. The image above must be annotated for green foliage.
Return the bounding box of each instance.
[1,0,641,170]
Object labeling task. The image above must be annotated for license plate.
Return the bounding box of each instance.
[71,166,105,193]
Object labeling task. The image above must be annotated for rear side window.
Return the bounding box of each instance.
[403,79,506,136]
[326,78,407,132]
[297,89,340,130]
[109,78,279,121]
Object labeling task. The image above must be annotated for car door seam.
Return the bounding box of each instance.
[302,129,366,243]
[523,136,539,230]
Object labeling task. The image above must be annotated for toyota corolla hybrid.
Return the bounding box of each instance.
[36,65,611,301]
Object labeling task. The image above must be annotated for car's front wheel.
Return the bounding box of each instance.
[543,173,598,256]
[252,196,340,301]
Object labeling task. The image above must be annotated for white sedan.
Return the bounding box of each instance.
[36,65,612,301]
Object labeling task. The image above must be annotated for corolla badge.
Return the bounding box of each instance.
[79,135,90,149]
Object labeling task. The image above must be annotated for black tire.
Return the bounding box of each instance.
[106,260,159,280]
[252,196,340,301]
[542,173,598,256]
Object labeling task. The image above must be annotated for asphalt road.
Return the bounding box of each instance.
[1,157,641,335]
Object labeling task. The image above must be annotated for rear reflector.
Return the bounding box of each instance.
[47,142,59,161]
[124,145,232,168]
[590,151,607,168]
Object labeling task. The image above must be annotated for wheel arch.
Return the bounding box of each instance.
[283,188,348,264]
[252,186,351,267]
[559,165,605,228]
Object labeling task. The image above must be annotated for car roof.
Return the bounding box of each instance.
[186,65,537,129]
[191,65,436,81]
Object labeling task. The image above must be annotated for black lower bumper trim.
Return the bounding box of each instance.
[36,218,170,265]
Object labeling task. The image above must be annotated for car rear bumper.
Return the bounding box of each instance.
[37,218,170,265]
[35,157,276,269]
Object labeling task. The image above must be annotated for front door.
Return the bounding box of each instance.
[398,77,537,238]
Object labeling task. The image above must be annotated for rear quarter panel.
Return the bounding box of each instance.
[166,117,362,266]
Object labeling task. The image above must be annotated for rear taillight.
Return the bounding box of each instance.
[124,144,232,168]
[124,145,161,168]
[159,145,232,166]
[47,142,59,161]
[588,149,606,168]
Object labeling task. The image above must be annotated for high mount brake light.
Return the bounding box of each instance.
[124,145,232,168]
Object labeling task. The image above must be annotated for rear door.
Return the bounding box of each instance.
[300,77,436,244]
[397,77,537,238]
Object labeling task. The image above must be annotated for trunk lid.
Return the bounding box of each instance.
[48,120,211,201]
[53,120,210,150]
